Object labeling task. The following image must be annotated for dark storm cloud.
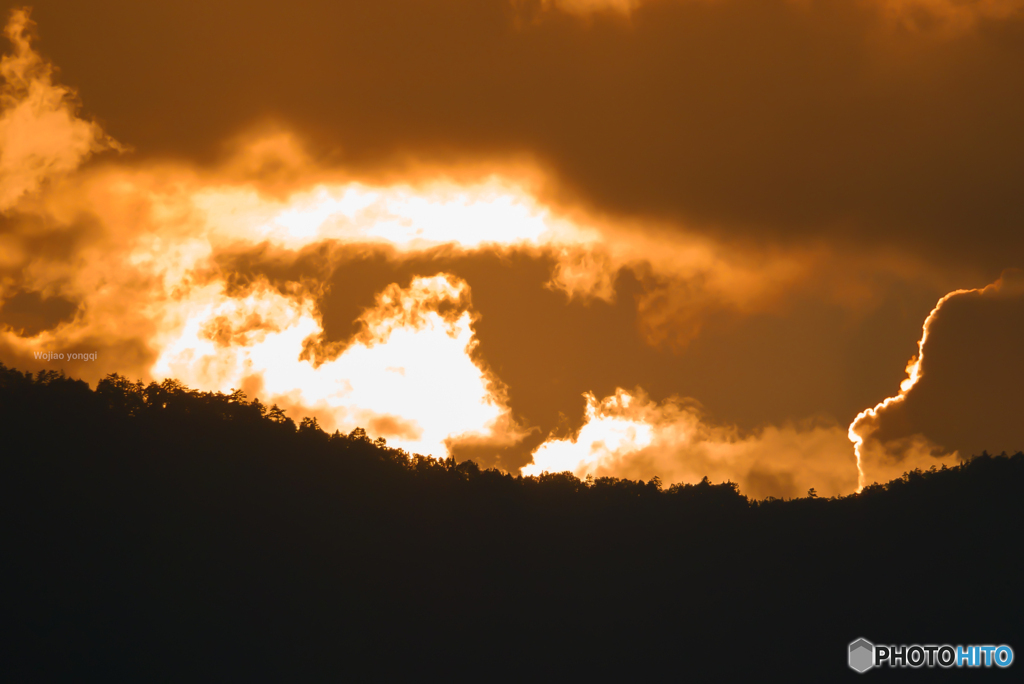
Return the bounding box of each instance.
[13,0,1024,273]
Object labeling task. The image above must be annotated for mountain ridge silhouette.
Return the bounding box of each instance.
[2,363,1021,680]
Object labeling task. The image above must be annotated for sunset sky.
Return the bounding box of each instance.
[1,0,1022,498]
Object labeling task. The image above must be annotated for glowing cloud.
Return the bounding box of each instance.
[545,0,641,15]
[153,273,524,458]
[5,7,1015,492]
[0,8,120,212]
[191,174,593,253]
[876,0,1024,31]
[847,278,1013,490]
[525,388,857,499]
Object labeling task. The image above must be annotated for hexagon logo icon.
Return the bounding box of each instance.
[849,638,874,673]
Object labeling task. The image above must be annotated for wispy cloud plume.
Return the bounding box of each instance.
[0,7,120,212]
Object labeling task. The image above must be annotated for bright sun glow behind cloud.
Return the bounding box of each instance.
[192,178,591,252]
[5,6,1000,497]
[150,274,519,458]
[525,388,859,499]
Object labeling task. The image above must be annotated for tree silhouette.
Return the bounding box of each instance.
[1,360,1021,681]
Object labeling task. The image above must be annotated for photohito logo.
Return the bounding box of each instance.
[849,638,874,673]
[849,637,1014,672]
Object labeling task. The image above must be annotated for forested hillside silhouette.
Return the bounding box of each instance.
[2,363,1022,681]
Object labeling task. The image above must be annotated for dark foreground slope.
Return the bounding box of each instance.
[2,365,1022,681]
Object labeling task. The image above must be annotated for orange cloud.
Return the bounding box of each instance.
[873,0,1024,31]
[151,272,527,458]
[849,270,1024,488]
[541,0,641,15]
[0,8,120,212]
[525,387,858,499]
[17,0,1023,280]
[538,0,1024,26]
[3,6,1018,492]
